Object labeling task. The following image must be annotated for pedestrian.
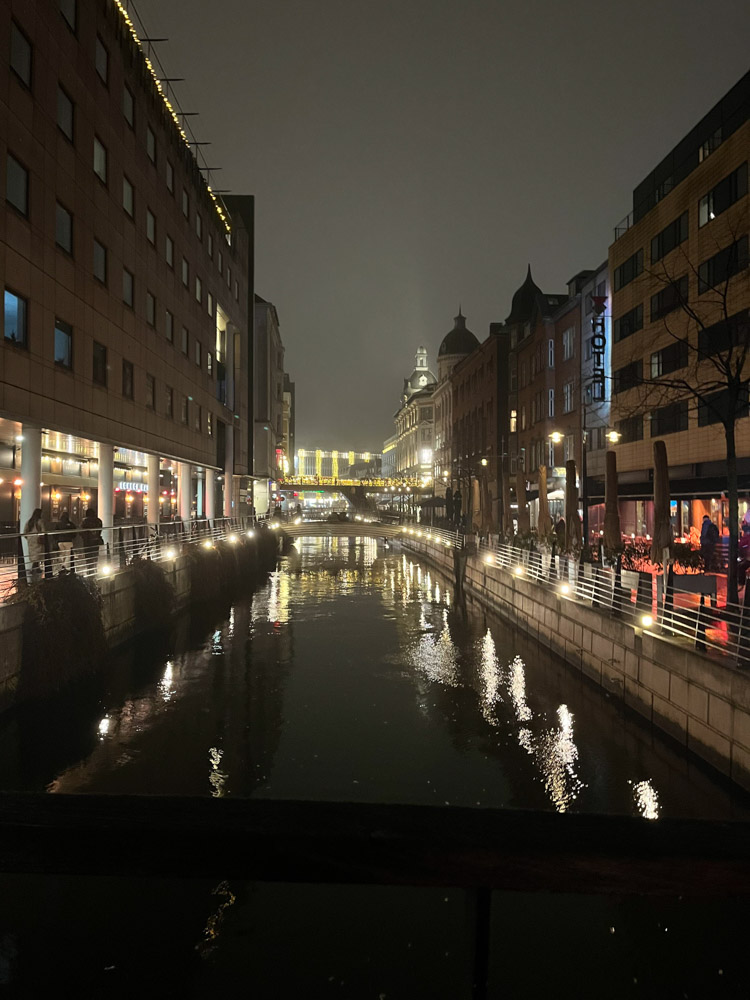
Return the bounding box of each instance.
[700,514,719,572]
[23,507,47,582]
[55,509,77,573]
[739,523,750,588]
[79,507,103,575]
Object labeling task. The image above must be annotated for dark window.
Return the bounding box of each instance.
[651,339,688,377]
[651,400,689,436]
[182,189,189,217]
[146,373,155,410]
[4,290,28,347]
[165,309,174,343]
[698,387,749,427]
[651,212,688,263]
[95,35,108,84]
[650,276,688,321]
[194,403,202,432]
[698,237,749,294]
[10,22,32,88]
[615,415,643,444]
[54,318,72,368]
[93,239,107,284]
[146,209,156,244]
[93,341,107,386]
[122,359,134,399]
[181,258,189,286]
[6,154,28,215]
[59,0,76,32]
[181,327,189,355]
[123,268,134,307]
[122,85,134,127]
[166,235,174,267]
[181,395,189,424]
[166,161,174,193]
[613,360,642,394]
[93,136,107,183]
[699,163,748,227]
[146,127,156,165]
[57,85,74,140]
[613,303,643,343]
[697,310,750,357]
[55,203,73,254]
[613,249,643,292]
[123,176,134,217]
[165,386,173,418]
[146,291,155,326]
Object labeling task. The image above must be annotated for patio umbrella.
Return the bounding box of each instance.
[515,473,530,533]
[565,460,582,552]
[651,439,672,565]
[537,465,553,539]
[603,449,622,558]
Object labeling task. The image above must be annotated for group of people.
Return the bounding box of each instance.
[23,507,103,581]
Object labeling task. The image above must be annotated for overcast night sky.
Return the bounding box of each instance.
[143,0,748,452]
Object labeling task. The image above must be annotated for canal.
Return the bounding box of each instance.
[0,535,748,996]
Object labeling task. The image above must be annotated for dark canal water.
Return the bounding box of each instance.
[1,535,749,996]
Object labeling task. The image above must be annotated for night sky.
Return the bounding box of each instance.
[143,0,748,452]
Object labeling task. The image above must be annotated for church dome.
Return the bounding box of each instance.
[506,265,543,325]
[438,309,479,357]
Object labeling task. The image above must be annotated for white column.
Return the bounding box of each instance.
[147,453,160,526]
[98,442,114,554]
[19,424,42,532]
[224,425,234,517]
[179,462,192,521]
[205,469,215,520]
[196,474,204,520]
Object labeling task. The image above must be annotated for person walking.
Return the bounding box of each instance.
[700,514,719,572]
[55,509,77,573]
[23,507,47,582]
[79,507,103,576]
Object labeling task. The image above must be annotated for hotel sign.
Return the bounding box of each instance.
[590,295,607,401]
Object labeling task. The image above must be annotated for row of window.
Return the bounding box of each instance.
[614,391,749,443]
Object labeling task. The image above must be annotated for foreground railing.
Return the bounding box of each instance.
[479,539,750,666]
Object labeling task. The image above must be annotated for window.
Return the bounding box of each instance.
[651,211,688,263]
[194,404,202,433]
[520,406,526,431]
[206,351,213,376]
[146,126,156,165]
[613,303,643,343]
[218,251,223,275]
[146,373,155,410]
[165,309,174,343]
[563,435,575,463]
[93,341,107,386]
[93,239,107,284]
[207,292,214,316]
[651,340,688,378]
[195,276,202,303]
[57,86,74,140]
[10,22,32,88]
[698,237,749,294]
[60,0,76,32]
[697,310,750,358]
[122,268,134,307]
[613,360,642,394]
[194,340,201,366]
[196,214,202,240]
[122,359,134,399]
[548,388,555,418]
[123,176,134,217]
[615,415,643,444]
[6,154,28,215]
[613,249,643,292]
[166,161,174,193]
[146,209,156,244]
[651,400,688,436]
[95,35,108,84]
[227,266,231,288]
[207,233,213,258]
[4,290,28,347]
[93,136,107,183]
[166,235,174,267]
[562,381,574,413]
[182,258,189,286]
[122,85,134,127]
[146,291,155,327]
[699,127,722,163]
[55,203,73,254]
[181,327,188,354]
[547,440,555,467]
[207,412,213,437]
[181,396,189,424]
[562,327,574,361]
[584,337,593,361]
[698,387,749,427]
[182,189,189,217]
[235,280,239,302]
[509,409,517,433]
[165,386,173,418]
[650,276,687,321]
[699,163,747,227]
[548,338,554,368]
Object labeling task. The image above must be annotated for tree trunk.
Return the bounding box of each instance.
[725,420,739,607]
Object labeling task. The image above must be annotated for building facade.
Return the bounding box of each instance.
[253,294,285,513]
[394,346,437,478]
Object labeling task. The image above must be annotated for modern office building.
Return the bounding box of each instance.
[609,70,750,538]
[1,0,255,539]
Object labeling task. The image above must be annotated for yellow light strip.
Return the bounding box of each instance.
[112,0,231,234]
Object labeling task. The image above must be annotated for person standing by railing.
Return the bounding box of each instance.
[55,510,77,573]
[23,508,47,582]
[79,508,103,576]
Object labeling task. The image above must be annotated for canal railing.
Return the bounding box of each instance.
[0,516,265,602]
[476,538,750,667]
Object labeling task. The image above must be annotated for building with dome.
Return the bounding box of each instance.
[393,346,437,478]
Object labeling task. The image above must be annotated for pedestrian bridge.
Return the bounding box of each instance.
[273,519,462,549]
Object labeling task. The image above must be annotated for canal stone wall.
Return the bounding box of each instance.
[402,538,750,793]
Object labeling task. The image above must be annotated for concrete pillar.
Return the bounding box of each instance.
[98,442,114,554]
[224,426,234,518]
[19,424,42,531]
[205,469,215,520]
[179,462,192,521]
[147,453,160,526]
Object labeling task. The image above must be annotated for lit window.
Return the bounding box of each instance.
[4,290,28,347]
[54,317,72,368]
[509,409,517,433]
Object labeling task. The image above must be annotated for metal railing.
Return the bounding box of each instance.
[0,516,266,603]
[399,523,464,550]
[477,538,750,666]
